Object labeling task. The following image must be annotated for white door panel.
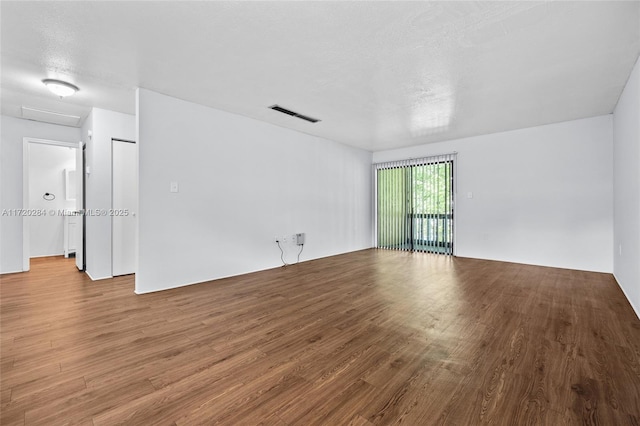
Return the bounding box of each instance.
[112,140,137,276]
[75,141,84,271]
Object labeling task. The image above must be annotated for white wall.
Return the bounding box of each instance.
[136,88,372,293]
[374,115,614,273]
[0,115,81,273]
[28,143,76,257]
[613,55,640,318]
[82,108,135,280]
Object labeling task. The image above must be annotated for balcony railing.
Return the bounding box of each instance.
[377,213,453,254]
[405,213,453,254]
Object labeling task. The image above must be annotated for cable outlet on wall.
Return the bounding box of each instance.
[276,234,304,244]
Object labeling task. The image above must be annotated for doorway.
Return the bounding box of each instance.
[22,138,84,271]
[375,154,456,255]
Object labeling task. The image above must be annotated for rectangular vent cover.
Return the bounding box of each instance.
[269,105,320,123]
[21,106,82,127]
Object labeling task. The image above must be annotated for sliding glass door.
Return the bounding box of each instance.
[376,154,455,255]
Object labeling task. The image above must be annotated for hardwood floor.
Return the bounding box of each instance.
[1,251,639,425]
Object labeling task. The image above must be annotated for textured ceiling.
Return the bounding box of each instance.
[1,1,639,151]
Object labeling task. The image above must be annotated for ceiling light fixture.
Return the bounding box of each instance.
[42,79,79,97]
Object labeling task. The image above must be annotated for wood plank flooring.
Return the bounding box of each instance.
[1,250,639,425]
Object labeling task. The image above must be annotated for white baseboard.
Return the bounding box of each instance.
[29,253,64,258]
[85,270,112,281]
[613,273,640,320]
[0,268,24,275]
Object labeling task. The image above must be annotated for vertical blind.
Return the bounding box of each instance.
[375,153,456,255]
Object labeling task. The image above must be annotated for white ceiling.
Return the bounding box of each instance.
[2,1,639,151]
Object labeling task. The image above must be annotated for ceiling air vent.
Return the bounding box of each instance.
[269,105,320,123]
[21,106,82,127]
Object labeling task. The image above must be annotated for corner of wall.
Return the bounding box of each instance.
[612,53,640,318]
[83,107,135,280]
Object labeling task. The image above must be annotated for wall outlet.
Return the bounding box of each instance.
[276,234,304,244]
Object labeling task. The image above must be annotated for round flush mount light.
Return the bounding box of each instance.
[42,79,79,97]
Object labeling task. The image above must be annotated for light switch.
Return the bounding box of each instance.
[467,192,473,199]
[170,182,179,193]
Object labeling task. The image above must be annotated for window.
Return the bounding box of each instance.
[375,154,455,255]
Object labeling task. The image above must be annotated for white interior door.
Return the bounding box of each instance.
[75,141,84,270]
[112,139,137,276]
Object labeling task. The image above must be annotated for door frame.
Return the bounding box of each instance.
[373,156,457,255]
[22,137,82,271]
